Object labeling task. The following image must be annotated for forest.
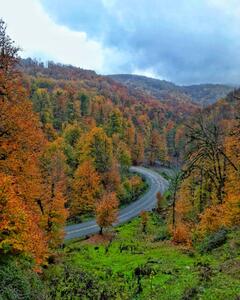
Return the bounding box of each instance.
[0,18,240,299]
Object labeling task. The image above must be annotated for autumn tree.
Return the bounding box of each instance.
[39,139,68,249]
[197,117,240,235]
[172,108,240,242]
[103,160,121,191]
[132,132,144,165]
[0,20,50,263]
[223,118,240,227]
[0,174,48,265]
[165,121,177,164]
[147,129,166,165]
[168,172,182,229]
[172,176,195,245]
[96,192,118,235]
[140,211,149,234]
[71,160,101,216]
[77,126,113,174]
[184,117,237,205]
[112,136,131,174]
[156,192,165,215]
[124,121,135,149]
[137,114,151,141]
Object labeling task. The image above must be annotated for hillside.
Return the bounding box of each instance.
[59,214,240,299]
[109,74,234,106]
[21,59,199,120]
[182,84,235,106]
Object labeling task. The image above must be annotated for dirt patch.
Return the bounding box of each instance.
[220,259,240,279]
[85,232,115,245]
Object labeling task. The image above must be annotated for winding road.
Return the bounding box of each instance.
[65,166,169,240]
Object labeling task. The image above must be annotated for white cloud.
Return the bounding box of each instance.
[0,0,107,72]
[132,68,164,80]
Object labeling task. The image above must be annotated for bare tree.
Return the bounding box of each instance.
[183,116,237,205]
[168,171,182,228]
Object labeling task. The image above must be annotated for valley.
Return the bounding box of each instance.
[0,16,239,300]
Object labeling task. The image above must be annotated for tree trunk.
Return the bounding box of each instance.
[172,191,176,229]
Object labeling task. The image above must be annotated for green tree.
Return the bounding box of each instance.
[78,127,113,173]
[107,109,123,136]
[80,93,90,116]
[31,88,53,125]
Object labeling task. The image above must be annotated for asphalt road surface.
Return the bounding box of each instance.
[65,166,169,240]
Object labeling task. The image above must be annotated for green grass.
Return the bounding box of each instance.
[60,214,240,299]
[63,215,195,299]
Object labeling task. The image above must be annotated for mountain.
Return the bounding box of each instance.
[182,83,235,106]
[20,58,199,120]
[108,74,234,106]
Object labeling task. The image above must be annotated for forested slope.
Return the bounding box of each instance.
[168,89,240,245]
[109,74,234,106]
[1,20,199,267]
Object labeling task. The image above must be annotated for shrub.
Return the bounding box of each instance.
[198,228,228,253]
[153,227,171,242]
[46,264,120,299]
[118,175,148,206]
[172,224,192,246]
[0,256,47,300]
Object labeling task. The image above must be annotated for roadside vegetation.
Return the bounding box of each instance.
[3,212,238,299]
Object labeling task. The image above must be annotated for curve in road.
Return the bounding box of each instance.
[65,166,169,240]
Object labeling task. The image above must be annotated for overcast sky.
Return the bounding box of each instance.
[1,0,240,84]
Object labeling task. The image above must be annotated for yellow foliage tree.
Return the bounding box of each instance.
[71,160,101,216]
[77,126,113,173]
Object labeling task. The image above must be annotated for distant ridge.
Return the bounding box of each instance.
[108,74,234,106]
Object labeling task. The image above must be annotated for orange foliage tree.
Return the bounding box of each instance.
[172,111,240,244]
[147,129,166,165]
[0,174,48,264]
[197,118,240,235]
[39,139,68,249]
[0,20,70,262]
[132,132,145,165]
[0,19,50,264]
[71,160,101,216]
[96,192,119,234]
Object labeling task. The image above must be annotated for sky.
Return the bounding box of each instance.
[1,0,240,85]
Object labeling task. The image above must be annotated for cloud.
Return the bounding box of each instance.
[1,0,240,84]
[0,0,108,72]
[132,68,164,80]
[39,0,240,84]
